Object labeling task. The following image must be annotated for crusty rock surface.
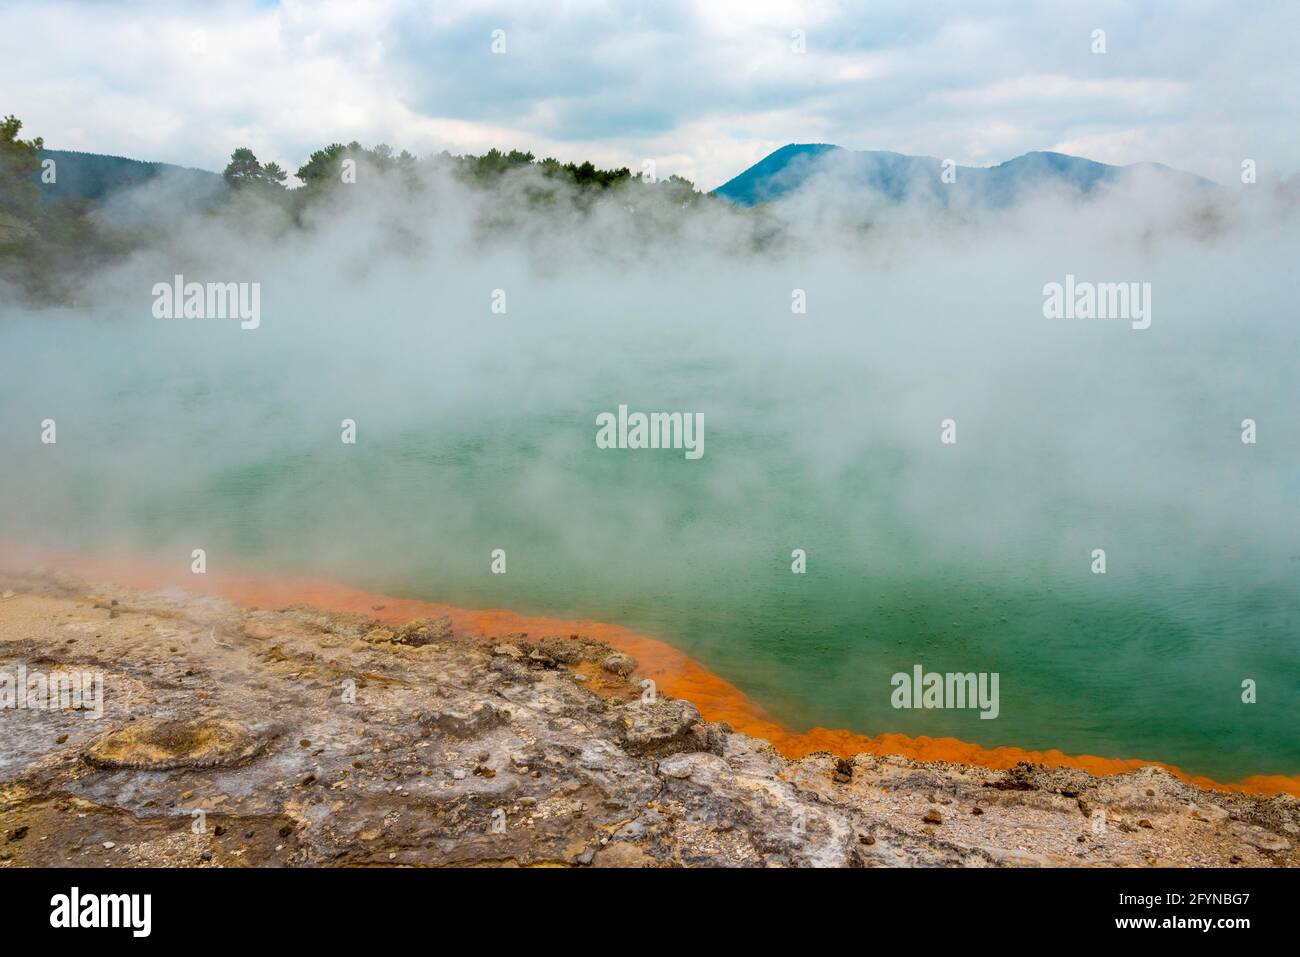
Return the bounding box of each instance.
[0,571,1295,867]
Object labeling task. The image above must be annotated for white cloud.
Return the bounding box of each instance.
[932,75,1186,111]
[0,0,1295,189]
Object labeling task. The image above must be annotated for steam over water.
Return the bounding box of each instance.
[2,169,1297,781]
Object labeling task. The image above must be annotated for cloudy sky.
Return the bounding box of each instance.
[2,0,1296,190]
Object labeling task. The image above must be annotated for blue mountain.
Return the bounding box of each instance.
[34,149,225,204]
[713,143,1214,207]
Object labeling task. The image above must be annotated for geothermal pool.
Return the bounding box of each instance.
[2,231,1296,784]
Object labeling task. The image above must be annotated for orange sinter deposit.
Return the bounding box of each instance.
[9,546,1299,799]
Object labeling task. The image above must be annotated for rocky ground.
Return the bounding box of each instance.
[0,569,1295,867]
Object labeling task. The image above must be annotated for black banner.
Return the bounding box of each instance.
[1,866,1292,942]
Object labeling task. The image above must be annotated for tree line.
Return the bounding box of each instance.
[221,140,704,206]
[1,113,720,302]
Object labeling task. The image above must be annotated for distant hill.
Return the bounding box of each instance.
[712,143,1216,207]
[35,149,225,205]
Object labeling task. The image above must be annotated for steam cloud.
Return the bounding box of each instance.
[0,160,1296,775]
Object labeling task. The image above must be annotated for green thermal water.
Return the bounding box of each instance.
[2,291,1297,784]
